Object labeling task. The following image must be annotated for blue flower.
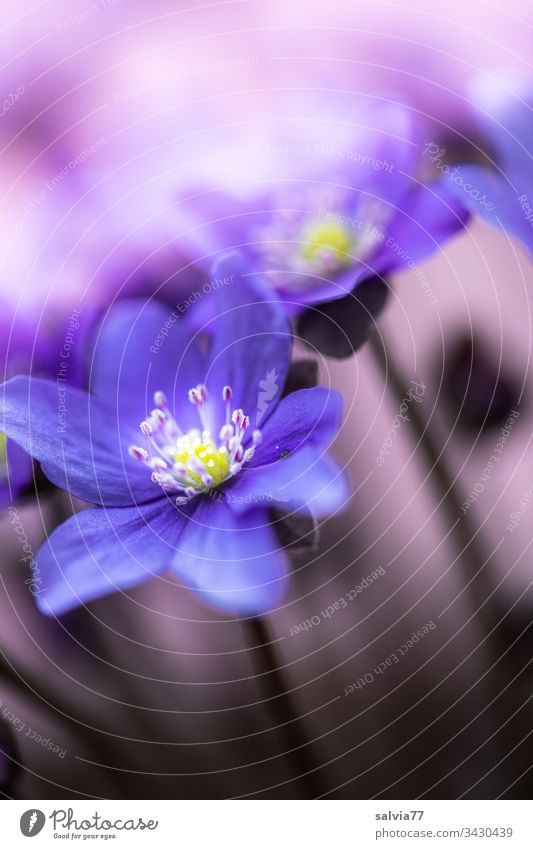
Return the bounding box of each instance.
[175,101,468,311]
[0,255,347,616]
[445,73,533,254]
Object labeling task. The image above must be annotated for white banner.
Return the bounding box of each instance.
[0,800,531,847]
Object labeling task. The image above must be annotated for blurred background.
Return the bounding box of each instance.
[1,0,533,799]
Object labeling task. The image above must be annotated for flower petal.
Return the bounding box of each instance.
[205,252,292,428]
[445,165,533,254]
[252,387,343,464]
[230,445,349,518]
[1,376,158,506]
[296,276,390,359]
[90,298,207,431]
[174,186,272,265]
[35,499,184,616]
[274,265,364,309]
[172,498,288,615]
[375,179,469,272]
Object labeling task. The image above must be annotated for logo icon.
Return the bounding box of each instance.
[20,810,46,837]
[256,369,279,426]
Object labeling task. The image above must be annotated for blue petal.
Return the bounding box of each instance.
[35,499,184,616]
[174,186,274,265]
[445,164,533,254]
[90,298,207,432]
[375,179,469,273]
[230,445,349,518]
[252,387,343,464]
[1,376,158,506]
[274,265,364,309]
[172,498,288,615]
[205,253,292,428]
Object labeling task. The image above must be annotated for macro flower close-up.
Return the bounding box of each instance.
[176,101,469,317]
[1,0,533,824]
[1,255,346,616]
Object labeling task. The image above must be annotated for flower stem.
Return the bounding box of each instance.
[368,328,533,790]
[0,719,21,798]
[368,329,508,636]
[246,617,326,798]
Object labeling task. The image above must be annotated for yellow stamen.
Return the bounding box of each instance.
[300,220,354,266]
[174,435,230,489]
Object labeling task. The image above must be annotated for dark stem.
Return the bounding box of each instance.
[368,329,508,636]
[368,328,533,791]
[0,717,22,798]
[246,617,327,798]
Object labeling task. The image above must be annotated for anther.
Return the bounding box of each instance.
[129,446,149,461]
[151,409,166,427]
[232,409,245,428]
[219,423,233,443]
[140,420,153,437]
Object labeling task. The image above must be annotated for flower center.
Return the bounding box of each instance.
[254,188,390,289]
[299,219,354,270]
[129,385,261,505]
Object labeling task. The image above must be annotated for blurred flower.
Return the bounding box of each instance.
[444,72,533,254]
[0,254,347,616]
[174,101,468,322]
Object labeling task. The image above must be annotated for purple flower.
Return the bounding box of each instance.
[175,102,468,312]
[0,254,347,616]
[445,73,533,254]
